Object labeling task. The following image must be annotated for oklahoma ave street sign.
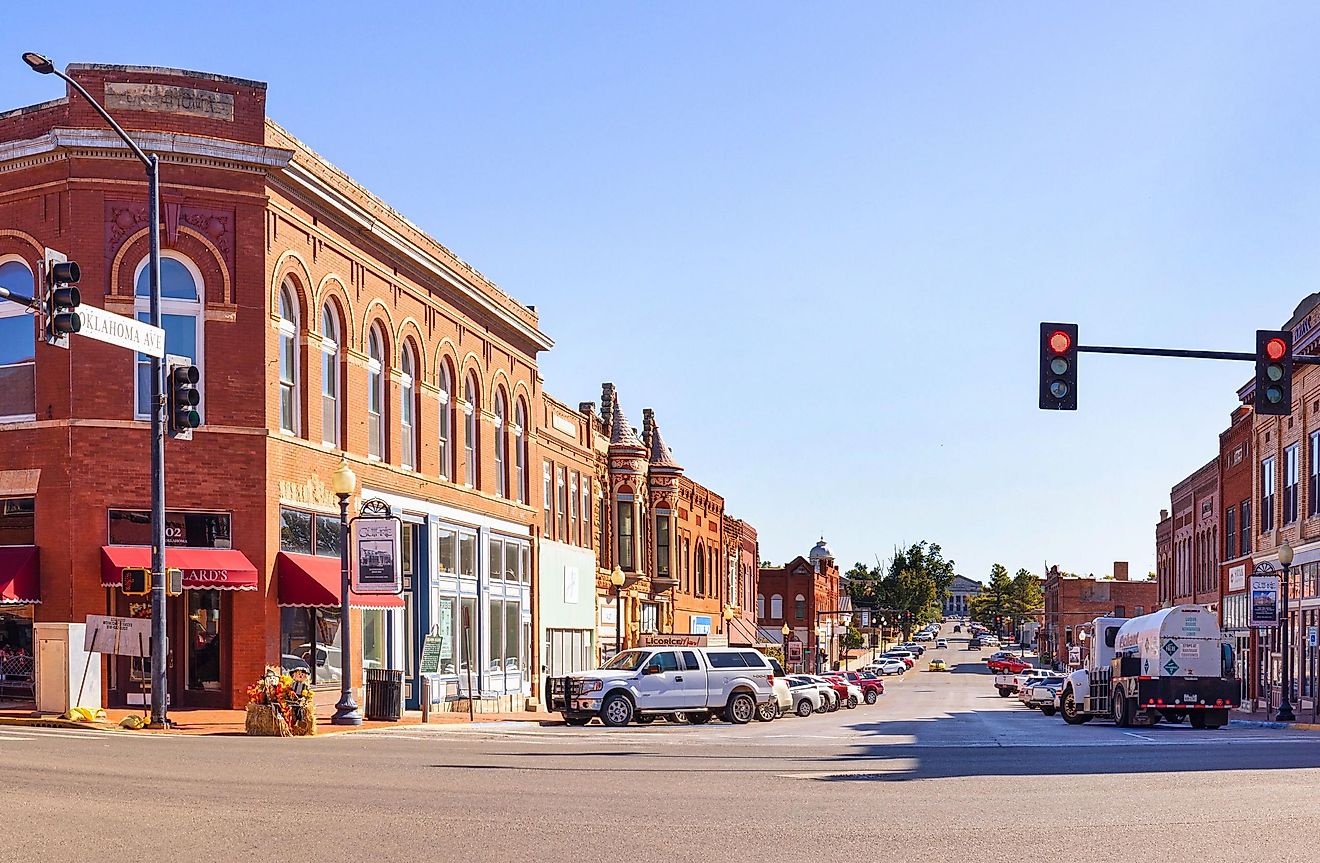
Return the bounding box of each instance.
[78,305,165,358]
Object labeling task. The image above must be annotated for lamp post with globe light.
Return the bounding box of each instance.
[610,566,626,653]
[722,605,735,639]
[1277,542,1296,723]
[781,623,792,672]
[331,458,362,726]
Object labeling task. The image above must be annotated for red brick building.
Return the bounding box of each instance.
[1040,563,1156,667]
[1218,404,1255,702]
[756,540,843,672]
[0,63,558,711]
[1166,457,1220,610]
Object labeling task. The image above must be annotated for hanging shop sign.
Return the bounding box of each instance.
[1249,575,1280,628]
[350,499,402,596]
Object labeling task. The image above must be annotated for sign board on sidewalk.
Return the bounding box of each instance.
[1249,575,1281,628]
[419,634,445,675]
[352,516,401,594]
[77,304,165,358]
[787,640,803,662]
[83,614,152,657]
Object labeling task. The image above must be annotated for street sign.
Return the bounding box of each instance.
[1309,626,1317,649]
[77,304,165,358]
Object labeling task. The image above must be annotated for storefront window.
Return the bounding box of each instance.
[279,607,343,685]
[489,536,505,580]
[110,509,231,548]
[0,606,34,657]
[459,531,477,579]
[437,527,456,574]
[363,608,387,671]
[186,590,222,692]
[504,539,520,583]
[460,597,477,672]
[315,515,341,557]
[0,497,34,546]
[487,598,522,673]
[520,545,531,585]
[433,595,457,673]
[280,510,312,553]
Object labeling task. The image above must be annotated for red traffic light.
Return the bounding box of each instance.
[1266,337,1287,361]
[1048,330,1072,354]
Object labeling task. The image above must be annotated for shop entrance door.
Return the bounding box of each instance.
[178,589,226,708]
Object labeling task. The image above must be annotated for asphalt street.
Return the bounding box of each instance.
[4,632,1319,862]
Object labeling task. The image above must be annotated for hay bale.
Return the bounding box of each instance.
[245,703,291,737]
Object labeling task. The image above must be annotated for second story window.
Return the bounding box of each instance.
[136,256,202,421]
[367,327,385,460]
[1261,456,1276,533]
[557,466,568,540]
[655,513,670,578]
[463,374,478,487]
[570,472,579,542]
[278,285,299,435]
[400,345,417,470]
[0,259,36,423]
[795,594,806,619]
[1310,432,1320,518]
[438,363,453,479]
[514,400,527,504]
[494,390,507,498]
[617,499,635,570]
[1285,443,1300,525]
[695,542,705,595]
[580,476,591,546]
[542,461,553,537]
[1241,499,1251,554]
[1225,506,1237,559]
[770,594,782,618]
[320,304,341,447]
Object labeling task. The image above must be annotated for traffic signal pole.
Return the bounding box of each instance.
[1078,344,1320,364]
[23,55,171,727]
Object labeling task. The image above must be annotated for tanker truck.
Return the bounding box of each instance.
[1057,604,1238,729]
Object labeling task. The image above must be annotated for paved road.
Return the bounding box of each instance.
[5,632,1320,861]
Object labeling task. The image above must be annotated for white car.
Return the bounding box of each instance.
[1020,676,1066,715]
[913,632,934,642]
[865,660,907,676]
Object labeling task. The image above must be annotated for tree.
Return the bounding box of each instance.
[969,564,1013,629]
[1006,569,1044,619]
[844,542,956,639]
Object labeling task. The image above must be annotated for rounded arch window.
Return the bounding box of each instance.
[320,302,342,446]
[438,361,454,480]
[463,372,479,487]
[0,258,36,421]
[513,397,528,504]
[400,341,418,470]
[133,254,203,419]
[367,325,385,460]
[494,389,508,498]
[277,283,300,434]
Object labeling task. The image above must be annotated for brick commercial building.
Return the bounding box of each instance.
[1218,404,1255,704]
[756,540,844,672]
[1040,563,1156,667]
[1165,457,1220,610]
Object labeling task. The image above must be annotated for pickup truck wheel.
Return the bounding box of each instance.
[847,695,859,709]
[1112,687,1132,727]
[688,711,715,724]
[600,693,634,727]
[864,690,878,705]
[725,692,756,725]
[564,716,591,726]
[1061,689,1091,725]
[796,699,815,717]
[756,700,777,722]
[1040,705,1057,717]
[997,687,1012,698]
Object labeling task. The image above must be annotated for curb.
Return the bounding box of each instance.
[1229,719,1320,730]
[0,716,118,732]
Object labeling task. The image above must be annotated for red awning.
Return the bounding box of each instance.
[0,546,39,604]
[276,552,403,609]
[100,546,259,591]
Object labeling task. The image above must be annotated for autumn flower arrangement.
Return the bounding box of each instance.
[244,665,315,736]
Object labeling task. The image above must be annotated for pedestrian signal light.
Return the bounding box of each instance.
[1039,322,1078,411]
[1255,330,1293,417]
[121,567,150,595]
[165,568,183,596]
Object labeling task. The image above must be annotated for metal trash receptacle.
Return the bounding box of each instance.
[364,668,403,721]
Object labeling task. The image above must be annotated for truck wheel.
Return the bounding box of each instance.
[797,699,814,717]
[724,692,756,725]
[688,711,715,724]
[997,687,1011,698]
[600,693,634,727]
[635,714,656,724]
[865,690,878,705]
[756,700,777,722]
[1189,712,1208,730]
[1061,689,1091,725]
[1040,705,1056,717]
[564,715,591,726]
[1112,687,1132,727]
[1204,709,1228,730]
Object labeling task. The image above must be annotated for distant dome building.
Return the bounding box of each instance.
[808,538,834,566]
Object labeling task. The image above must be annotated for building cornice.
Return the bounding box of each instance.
[0,127,293,174]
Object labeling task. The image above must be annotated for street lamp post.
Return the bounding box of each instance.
[722,605,735,639]
[815,626,826,673]
[781,623,791,672]
[23,52,171,728]
[610,566,626,654]
[1278,542,1296,723]
[331,459,362,726]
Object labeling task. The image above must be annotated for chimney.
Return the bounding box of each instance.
[1159,509,1168,521]
[1114,561,1129,581]
[641,408,656,448]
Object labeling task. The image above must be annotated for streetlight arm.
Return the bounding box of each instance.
[47,66,152,168]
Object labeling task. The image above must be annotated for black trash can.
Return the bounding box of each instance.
[364,668,403,721]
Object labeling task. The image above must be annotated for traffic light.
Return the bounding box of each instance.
[1255,330,1293,417]
[1039,322,1078,410]
[42,255,81,348]
[167,361,201,439]
[121,567,150,595]
[165,568,183,597]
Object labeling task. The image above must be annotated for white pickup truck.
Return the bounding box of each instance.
[994,666,1054,697]
[545,646,777,727]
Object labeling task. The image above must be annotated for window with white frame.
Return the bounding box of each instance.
[438,363,453,479]
[494,389,508,498]
[570,472,579,541]
[1310,431,1320,518]
[1285,443,1300,525]
[0,259,36,422]
[1261,456,1276,533]
[463,374,478,487]
[794,594,806,619]
[277,284,299,434]
[367,327,385,460]
[400,345,416,470]
[514,399,527,504]
[320,304,340,446]
[136,256,202,420]
[770,594,783,619]
[542,460,553,537]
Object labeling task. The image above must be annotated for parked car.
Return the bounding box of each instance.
[837,671,885,704]
[782,675,826,717]
[548,646,776,727]
[953,625,962,633]
[823,674,864,708]
[900,642,926,656]
[882,651,916,668]
[1018,675,1066,713]
[987,655,1032,674]
[792,675,838,713]
[813,674,858,709]
[760,658,793,721]
[864,659,907,676]
[995,667,1054,698]
[913,632,934,642]
[936,639,949,649]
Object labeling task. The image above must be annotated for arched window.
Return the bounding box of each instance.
[770,594,783,619]
[756,594,765,620]
[0,259,36,422]
[367,326,385,460]
[400,344,417,470]
[135,256,202,419]
[438,362,453,480]
[320,304,341,447]
[514,399,528,504]
[463,373,478,487]
[794,594,806,620]
[494,389,508,498]
[277,284,299,434]
[695,542,705,596]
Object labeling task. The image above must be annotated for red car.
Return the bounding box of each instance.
[987,656,1032,674]
[818,675,860,709]
[837,671,884,704]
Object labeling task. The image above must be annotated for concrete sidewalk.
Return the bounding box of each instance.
[0,702,558,735]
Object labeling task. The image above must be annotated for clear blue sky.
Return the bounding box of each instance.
[8,3,1320,583]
